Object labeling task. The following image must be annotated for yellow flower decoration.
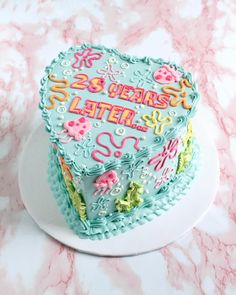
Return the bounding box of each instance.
[142,110,173,135]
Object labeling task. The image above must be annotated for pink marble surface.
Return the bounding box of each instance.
[0,0,236,294]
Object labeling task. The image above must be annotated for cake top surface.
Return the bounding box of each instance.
[39,43,200,176]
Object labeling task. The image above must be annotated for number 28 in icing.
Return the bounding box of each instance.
[71,74,106,93]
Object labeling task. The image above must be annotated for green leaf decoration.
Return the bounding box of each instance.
[176,139,193,174]
[64,176,87,220]
[115,181,144,213]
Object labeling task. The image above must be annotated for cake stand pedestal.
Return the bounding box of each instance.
[18,123,219,257]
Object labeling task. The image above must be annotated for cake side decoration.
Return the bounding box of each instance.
[115,181,144,213]
[93,170,119,196]
[148,138,179,172]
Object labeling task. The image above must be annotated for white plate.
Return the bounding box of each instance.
[18,123,219,257]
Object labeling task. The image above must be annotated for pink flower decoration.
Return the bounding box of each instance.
[148,138,179,172]
[72,48,102,69]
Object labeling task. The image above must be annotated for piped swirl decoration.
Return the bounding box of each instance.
[91,132,140,163]
[45,74,70,110]
[48,142,200,239]
[162,79,193,109]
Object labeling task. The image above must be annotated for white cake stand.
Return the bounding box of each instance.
[18,123,219,257]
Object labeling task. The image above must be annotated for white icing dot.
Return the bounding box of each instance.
[61,60,71,67]
[94,122,101,128]
[115,127,125,136]
[98,210,107,216]
[169,110,177,117]
[152,84,158,89]
[102,120,106,123]
[63,69,72,76]
[57,122,63,127]
[120,62,129,69]
[108,57,117,63]
[141,105,145,109]
[57,106,66,113]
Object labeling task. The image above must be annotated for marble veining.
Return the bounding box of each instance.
[0,0,236,294]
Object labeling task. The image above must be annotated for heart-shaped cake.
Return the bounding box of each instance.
[39,43,200,239]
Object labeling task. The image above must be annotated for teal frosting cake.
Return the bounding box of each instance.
[39,43,200,239]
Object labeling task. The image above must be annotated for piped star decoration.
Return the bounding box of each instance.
[121,158,144,179]
[142,110,173,135]
[131,69,153,87]
[154,167,174,188]
[72,48,102,69]
[74,138,95,159]
[97,62,123,82]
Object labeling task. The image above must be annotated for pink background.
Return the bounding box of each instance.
[1,1,236,294]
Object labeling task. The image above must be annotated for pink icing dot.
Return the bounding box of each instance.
[68,121,74,127]
[79,117,86,123]
[114,151,122,158]
[83,125,86,128]
[108,173,113,178]
[155,74,162,80]
[79,130,84,135]
[166,75,172,81]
